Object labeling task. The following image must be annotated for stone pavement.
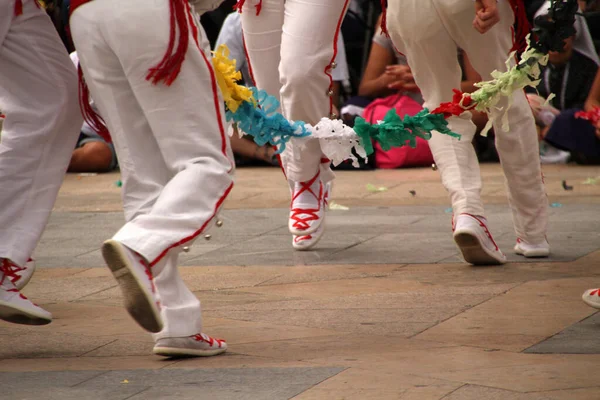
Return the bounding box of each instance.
[2,164,600,400]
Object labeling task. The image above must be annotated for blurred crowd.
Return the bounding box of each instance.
[9,0,600,172]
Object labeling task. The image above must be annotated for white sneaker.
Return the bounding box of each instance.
[453,214,506,265]
[154,332,227,357]
[582,289,600,309]
[2,258,36,291]
[289,172,324,235]
[0,260,51,325]
[292,182,331,251]
[101,240,163,333]
[540,141,570,164]
[514,238,550,258]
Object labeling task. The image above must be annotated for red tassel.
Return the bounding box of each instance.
[255,0,262,15]
[234,0,261,15]
[380,0,389,37]
[432,89,475,119]
[14,0,23,16]
[508,0,531,54]
[146,0,190,86]
[77,65,112,143]
[233,0,245,12]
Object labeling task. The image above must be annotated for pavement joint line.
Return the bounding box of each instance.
[319,233,381,261]
[212,334,344,349]
[408,281,524,339]
[439,383,468,399]
[74,284,119,301]
[70,370,111,388]
[521,311,600,354]
[73,246,105,259]
[78,339,119,357]
[530,385,600,394]
[289,366,350,399]
[68,267,95,277]
[409,217,426,225]
[391,264,410,272]
[254,275,285,287]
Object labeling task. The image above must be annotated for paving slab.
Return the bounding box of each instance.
[525,312,600,354]
[35,204,600,268]
[3,164,600,399]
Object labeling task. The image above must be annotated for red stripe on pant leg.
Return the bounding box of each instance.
[324,0,350,116]
[241,33,257,87]
[197,35,229,160]
[184,4,230,162]
[14,0,23,16]
[149,183,234,267]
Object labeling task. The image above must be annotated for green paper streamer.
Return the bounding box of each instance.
[354,109,460,156]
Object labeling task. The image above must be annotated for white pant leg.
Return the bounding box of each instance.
[241,0,345,183]
[240,0,284,100]
[278,0,348,183]
[0,0,82,266]
[71,0,234,339]
[439,0,548,243]
[151,251,202,340]
[386,0,485,216]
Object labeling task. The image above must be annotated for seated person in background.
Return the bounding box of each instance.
[68,52,117,173]
[341,15,493,166]
[345,16,486,131]
[542,66,600,164]
[579,0,600,12]
[345,14,421,115]
[215,11,350,167]
[526,1,599,164]
[579,0,600,53]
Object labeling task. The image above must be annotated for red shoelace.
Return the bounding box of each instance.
[192,333,225,348]
[0,259,25,286]
[290,173,323,231]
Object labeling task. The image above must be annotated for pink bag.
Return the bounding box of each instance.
[363,93,434,169]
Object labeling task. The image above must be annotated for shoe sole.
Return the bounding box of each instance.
[153,346,227,358]
[102,240,163,333]
[582,295,600,309]
[514,246,550,258]
[454,231,506,266]
[0,302,51,326]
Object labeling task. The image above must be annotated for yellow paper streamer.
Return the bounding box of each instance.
[211,44,255,113]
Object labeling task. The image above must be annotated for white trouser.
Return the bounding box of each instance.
[240,0,349,183]
[0,0,82,266]
[387,0,548,243]
[71,0,235,340]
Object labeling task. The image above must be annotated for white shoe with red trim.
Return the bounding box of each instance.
[101,240,163,333]
[582,288,600,309]
[289,172,324,236]
[292,182,332,251]
[514,238,550,258]
[0,259,51,325]
[453,214,506,265]
[153,332,227,357]
[2,258,36,291]
[292,224,326,251]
